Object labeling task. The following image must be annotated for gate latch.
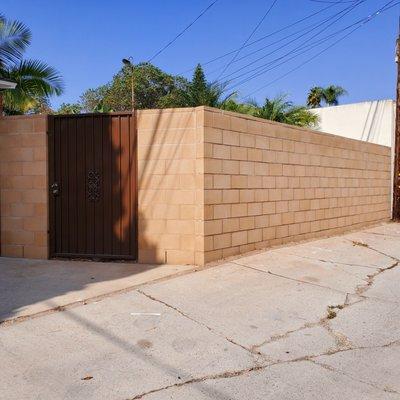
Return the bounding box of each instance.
[51,182,60,196]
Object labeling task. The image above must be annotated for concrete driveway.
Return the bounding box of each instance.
[1,223,399,399]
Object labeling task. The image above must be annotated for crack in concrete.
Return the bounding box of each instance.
[128,364,268,399]
[312,339,400,358]
[5,228,400,399]
[230,254,399,354]
[136,289,265,364]
[355,261,399,297]
[309,358,400,395]
[349,239,400,263]
[242,258,400,357]
[366,231,400,239]
[229,261,349,295]
[250,321,319,351]
[0,266,204,328]
[129,339,400,400]
[283,252,380,270]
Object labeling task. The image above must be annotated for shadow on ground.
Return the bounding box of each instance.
[0,257,186,322]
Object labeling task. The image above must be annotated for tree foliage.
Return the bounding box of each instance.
[80,63,188,112]
[57,62,317,128]
[306,86,324,108]
[56,102,82,114]
[0,14,63,115]
[307,85,347,108]
[323,85,347,106]
[178,64,235,107]
[0,14,31,67]
[254,94,318,128]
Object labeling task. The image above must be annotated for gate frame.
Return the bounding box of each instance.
[47,112,138,261]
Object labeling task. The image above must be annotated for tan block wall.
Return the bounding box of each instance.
[202,107,391,263]
[0,109,205,265]
[0,115,48,259]
[136,108,205,265]
[0,107,392,266]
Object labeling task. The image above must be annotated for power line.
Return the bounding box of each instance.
[227,17,364,91]
[215,0,278,80]
[222,0,366,87]
[180,2,337,75]
[147,0,219,62]
[309,0,357,3]
[242,0,399,99]
[225,0,395,93]
[219,0,364,83]
[205,8,339,78]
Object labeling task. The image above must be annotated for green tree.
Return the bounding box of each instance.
[92,100,113,113]
[0,14,63,115]
[188,64,208,105]
[80,63,188,112]
[307,86,324,108]
[323,85,347,106]
[178,64,235,107]
[56,102,82,114]
[307,85,347,108]
[79,85,110,112]
[254,94,319,128]
[0,13,30,67]
[220,96,258,116]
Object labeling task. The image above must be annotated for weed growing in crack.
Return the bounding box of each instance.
[351,240,369,248]
[327,305,344,319]
[327,309,337,319]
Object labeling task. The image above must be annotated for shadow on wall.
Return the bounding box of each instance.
[0,112,160,322]
[137,108,199,264]
[0,108,197,322]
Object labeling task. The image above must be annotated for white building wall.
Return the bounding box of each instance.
[311,100,395,147]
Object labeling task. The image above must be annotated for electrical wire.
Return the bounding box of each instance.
[242,0,399,99]
[205,7,341,77]
[181,1,337,75]
[147,0,219,62]
[219,0,365,82]
[215,0,279,79]
[227,17,364,91]
[310,0,357,3]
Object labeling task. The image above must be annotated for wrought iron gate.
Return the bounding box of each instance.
[48,113,137,260]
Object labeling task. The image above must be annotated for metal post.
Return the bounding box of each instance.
[131,68,135,112]
[122,57,135,112]
[393,34,400,220]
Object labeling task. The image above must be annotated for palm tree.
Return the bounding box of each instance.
[307,85,347,108]
[221,97,258,116]
[0,14,30,68]
[255,94,318,128]
[0,14,63,115]
[307,86,324,108]
[323,85,347,106]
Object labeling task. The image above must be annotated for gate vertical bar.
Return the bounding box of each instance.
[47,115,55,257]
[393,33,400,220]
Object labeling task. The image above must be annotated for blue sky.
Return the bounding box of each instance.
[2,0,399,109]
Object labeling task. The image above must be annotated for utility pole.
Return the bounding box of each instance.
[393,28,400,220]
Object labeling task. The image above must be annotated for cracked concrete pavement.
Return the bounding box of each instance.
[1,222,399,399]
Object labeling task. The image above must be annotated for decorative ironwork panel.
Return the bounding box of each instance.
[87,170,101,202]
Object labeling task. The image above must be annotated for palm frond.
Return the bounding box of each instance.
[6,59,64,96]
[1,59,64,114]
[0,14,31,66]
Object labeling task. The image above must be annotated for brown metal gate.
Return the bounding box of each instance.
[48,113,137,260]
